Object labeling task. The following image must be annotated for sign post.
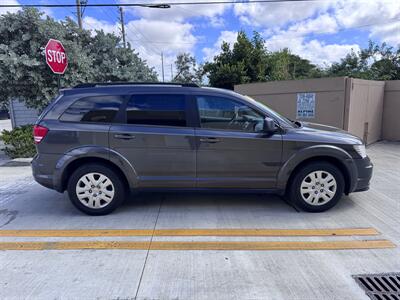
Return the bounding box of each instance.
[45,39,68,90]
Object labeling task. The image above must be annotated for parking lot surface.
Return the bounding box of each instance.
[0,142,399,299]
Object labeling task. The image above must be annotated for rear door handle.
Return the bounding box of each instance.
[199,137,221,143]
[114,133,136,140]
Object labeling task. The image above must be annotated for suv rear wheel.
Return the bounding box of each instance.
[67,163,125,215]
[287,161,345,212]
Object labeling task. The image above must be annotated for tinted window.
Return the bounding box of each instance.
[60,96,123,123]
[126,94,186,127]
[197,96,264,132]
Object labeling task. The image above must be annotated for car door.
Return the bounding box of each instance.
[194,95,282,189]
[109,93,196,188]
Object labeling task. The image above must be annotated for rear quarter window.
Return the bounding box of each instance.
[60,96,124,123]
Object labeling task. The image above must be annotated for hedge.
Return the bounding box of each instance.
[1,125,36,158]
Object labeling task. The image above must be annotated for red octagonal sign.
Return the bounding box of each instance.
[45,39,68,74]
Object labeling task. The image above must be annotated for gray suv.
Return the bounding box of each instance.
[32,83,373,215]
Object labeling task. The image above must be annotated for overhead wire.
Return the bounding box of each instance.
[1,1,337,9]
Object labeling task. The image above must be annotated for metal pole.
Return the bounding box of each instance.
[119,7,126,48]
[57,75,61,90]
[170,64,173,82]
[161,52,165,82]
[76,0,83,29]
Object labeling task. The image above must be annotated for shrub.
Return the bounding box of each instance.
[1,125,36,158]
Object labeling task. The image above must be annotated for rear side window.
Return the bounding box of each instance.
[60,96,123,123]
[126,94,186,127]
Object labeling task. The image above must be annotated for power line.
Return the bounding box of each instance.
[0,1,337,9]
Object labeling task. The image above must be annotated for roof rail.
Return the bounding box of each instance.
[74,82,200,88]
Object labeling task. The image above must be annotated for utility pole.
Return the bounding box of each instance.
[161,52,165,82]
[119,7,126,48]
[76,0,83,29]
[170,64,173,82]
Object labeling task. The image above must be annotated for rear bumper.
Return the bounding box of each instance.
[352,156,373,192]
[31,154,57,191]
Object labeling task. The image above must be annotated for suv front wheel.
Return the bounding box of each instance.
[67,163,125,215]
[287,161,345,212]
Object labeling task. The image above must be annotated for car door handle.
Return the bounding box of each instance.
[199,137,221,143]
[114,133,136,140]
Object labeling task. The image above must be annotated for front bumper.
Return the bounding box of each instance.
[352,156,373,192]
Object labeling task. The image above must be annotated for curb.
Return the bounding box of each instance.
[0,157,33,167]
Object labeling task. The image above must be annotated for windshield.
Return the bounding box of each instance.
[240,95,294,127]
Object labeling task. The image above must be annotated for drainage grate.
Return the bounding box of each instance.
[353,273,400,300]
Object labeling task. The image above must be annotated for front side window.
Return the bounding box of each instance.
[126,94,186,127]
[196,96,264,132]
[60,96,123,123]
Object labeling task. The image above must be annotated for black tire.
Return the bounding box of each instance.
[287,161,345,212]
[67,163,126,215]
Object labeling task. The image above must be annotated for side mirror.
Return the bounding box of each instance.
[263,117,277,133]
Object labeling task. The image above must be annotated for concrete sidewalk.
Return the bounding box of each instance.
[0,142,399,299]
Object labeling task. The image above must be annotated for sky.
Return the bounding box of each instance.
[2,0,400,80]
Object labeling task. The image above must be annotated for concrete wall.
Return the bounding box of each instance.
[382,80,400,141]
[235,77,347,129]
[9,99,39,129]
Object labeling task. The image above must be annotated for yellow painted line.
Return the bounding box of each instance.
[0,228,379,237]
[153,228,380,237]
[0,240,395,251]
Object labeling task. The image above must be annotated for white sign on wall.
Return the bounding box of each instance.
[297,93,316,118]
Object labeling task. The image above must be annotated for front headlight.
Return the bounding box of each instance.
[353,144,367,158]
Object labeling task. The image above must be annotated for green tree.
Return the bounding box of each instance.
[326,41,400,80]
[172,53,203,84]
[203,31,320,89]
[0,8,157,110]
[266,49,321,81]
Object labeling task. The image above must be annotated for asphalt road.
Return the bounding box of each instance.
[0,142,399,299]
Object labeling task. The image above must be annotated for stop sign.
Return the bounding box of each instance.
[45,39,68,74]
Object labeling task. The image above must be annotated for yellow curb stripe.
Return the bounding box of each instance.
[0,240,395,251]
[0,228,379,237]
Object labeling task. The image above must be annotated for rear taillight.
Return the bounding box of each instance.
[33,125,49,144]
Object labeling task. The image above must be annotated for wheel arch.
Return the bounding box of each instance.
[277,145,357,195]
[53,146,138,192]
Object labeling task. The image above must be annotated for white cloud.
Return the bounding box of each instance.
[334,0,400,45]
[265,34,360,66]
[369,20,400,45]
[235,0,400,46]
[0,0,20,15]
[234,1,332,27]
[125,19,197,80]
[83,16,119,35]
[81,16,198,80]
[281,14,338,37]
[202,30,237,62]
[119,0,230,26]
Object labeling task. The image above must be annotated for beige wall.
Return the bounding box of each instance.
[235,77,396,145]
[235,77,347,129]
[345,79,385,144]
[382,80,400,141]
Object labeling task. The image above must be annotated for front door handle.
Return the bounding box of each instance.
[114,133,136,140]
[199,137,221,143]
